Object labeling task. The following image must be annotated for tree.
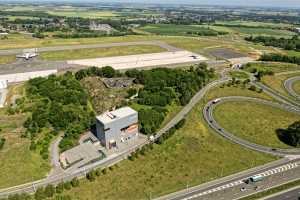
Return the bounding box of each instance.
[56,182,64,193]
[44,184,55,198]
[101,66,116,78]
[86,170,96,181]
[71,177,80,187]
[277,121,300,147]
[34,187,46,200]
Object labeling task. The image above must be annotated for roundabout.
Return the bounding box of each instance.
[203,96,300,156]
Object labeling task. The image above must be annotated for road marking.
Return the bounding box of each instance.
[181,162,299,200]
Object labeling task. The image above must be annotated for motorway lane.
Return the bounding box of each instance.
[265,187,300,200]
[203,96,300,156]
[284,76,300,100]
[159,159,300,200]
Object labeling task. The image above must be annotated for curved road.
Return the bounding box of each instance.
[284,76,300,100]
[203,96,300,156]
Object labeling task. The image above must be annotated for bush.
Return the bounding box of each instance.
[55,182,64,194]
[0,137,6,150]
[71,177,79,187]
[63,181,72,190]
[86,170,96,182]
[44,184,55,198]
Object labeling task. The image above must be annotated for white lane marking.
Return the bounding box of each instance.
[181,162,299,200]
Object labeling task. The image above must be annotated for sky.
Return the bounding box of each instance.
[2,0,300,8]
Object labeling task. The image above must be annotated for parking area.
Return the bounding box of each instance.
[208,48,247,60]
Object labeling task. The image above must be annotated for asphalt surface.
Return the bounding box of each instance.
[265,187,300,200]
[284,76,300,100]
[0,41,181,56]
[203,96,300,156]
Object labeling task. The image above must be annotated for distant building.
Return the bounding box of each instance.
[96,107,139,149]
[89,21,115,33]
[296,28,300,33]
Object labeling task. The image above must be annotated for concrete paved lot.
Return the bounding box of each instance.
[67,51,208,70]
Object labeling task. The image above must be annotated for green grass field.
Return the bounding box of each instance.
[229,71,249,79]
[245,62,300,74]
[139,24,219,36]
[262,72,300,99]
[40,45,166,61]
[0,85,50,189]
[54,84,276,200]
[215,20,293,29]
[292,80,300,95]
[229,27,295,37]
[0,55,16,64]
[214,101,300,149]
[47,10,119,18]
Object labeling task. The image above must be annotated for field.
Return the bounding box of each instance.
[214,101,300,149]
[0,85,50,189]
[215,20,294,28]
[40,45,166,61]
[292,80,300,95]
[54,84,276,200]
[229,27,296,37]
[245,62,300,74]
[262,72,300,99]
[139,24,219,36]
[229,71,249,79]
[0,55,16,64]
[47,10,120,18]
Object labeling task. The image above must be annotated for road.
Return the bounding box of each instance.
[284,76,300,100]
[0,41,181,56]
[264,186,300,200]
[203,96,300,156]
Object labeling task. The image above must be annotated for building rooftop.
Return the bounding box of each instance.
[61,142,101,166]
[96,107,137,124]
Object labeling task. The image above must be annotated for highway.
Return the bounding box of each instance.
[264,186,300,200]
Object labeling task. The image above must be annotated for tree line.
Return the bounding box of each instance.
[246,35,300,51]
[260,53,300,65]
[24,72,95,152]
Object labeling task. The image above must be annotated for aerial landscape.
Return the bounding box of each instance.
[1,0,300,200]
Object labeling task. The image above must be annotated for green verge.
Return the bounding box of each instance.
[40,45,166,61]
[0,85,50,189]
[214,101,300,149]
[262,72,300,99]
[229,71,249,79]
[240,178,300,200]
[54,84,277,200]
[0,55,16,64]
[292,80,300,96]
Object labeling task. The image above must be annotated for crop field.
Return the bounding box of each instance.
[56,84,276,200]
[229,27,296,37]
[47,10,120,18]
[214,101,300,149]
[215,20,294,28]
[40,45,166,61]
[0,85,50,189]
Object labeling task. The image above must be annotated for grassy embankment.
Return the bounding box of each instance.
[0,84,50,189]
[214,101,300,149]
[40,45,166,61]
[51,84,278,200]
